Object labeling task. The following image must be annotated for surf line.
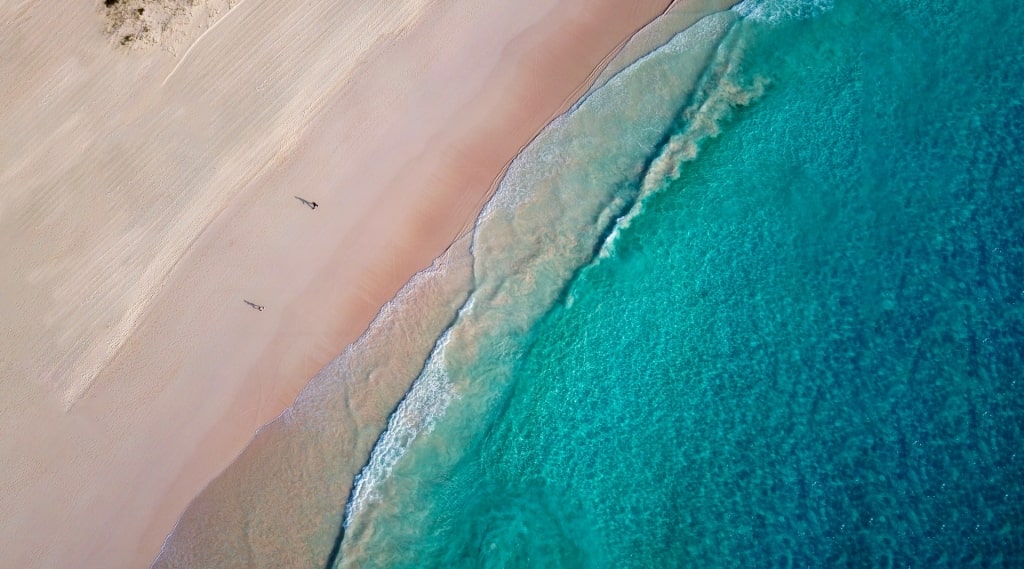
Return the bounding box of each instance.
[596,17,760,263]
[162,0,250,87]
[322,303,468,569]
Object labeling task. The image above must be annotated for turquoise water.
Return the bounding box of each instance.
[336,0,1024,566]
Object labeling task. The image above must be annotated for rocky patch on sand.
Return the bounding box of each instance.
[101,0,238,51]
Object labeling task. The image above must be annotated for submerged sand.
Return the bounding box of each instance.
[156,1,741,567]
[0,0,719,567]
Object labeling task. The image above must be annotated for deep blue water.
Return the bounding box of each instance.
[338,1,1024,566]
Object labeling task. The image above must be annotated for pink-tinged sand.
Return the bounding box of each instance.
[155,1,741,567]
[0,0,722,567]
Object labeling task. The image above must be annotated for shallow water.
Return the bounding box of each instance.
[338,0,1024,566]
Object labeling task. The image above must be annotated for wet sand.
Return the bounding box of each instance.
[0,0,684,567]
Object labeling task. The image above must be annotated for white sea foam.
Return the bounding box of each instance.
[598,22,767,260]
[482,12,738,221]
[343,323,460,526]
[341,9,743,553]
[733,0,835,24]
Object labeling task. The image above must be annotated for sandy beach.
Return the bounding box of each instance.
[0,0,718,567]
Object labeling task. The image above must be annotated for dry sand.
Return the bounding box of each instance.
[0,0,702,567]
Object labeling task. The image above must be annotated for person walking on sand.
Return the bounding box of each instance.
[244,300,265,311]
[310,201,318,209]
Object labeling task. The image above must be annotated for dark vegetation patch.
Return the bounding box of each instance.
[101,0,232,50]
[101,0,185,49]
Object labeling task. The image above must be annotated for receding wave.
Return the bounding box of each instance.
[337,8,764,567]
[343,322,461,528]
[339,0,1024,566]
[151,237,476,569]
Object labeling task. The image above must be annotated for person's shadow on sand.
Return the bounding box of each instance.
[244,300,265,311]
[294,196,318,210]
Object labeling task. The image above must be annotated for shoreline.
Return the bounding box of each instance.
[338,7,745,563]
[0,1,687,567]
[158,2,741,567]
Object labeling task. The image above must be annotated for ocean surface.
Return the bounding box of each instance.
[335,0,1024,566]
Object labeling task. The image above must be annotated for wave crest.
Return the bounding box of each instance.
[733,0,835,24]
[599,24,767,259]
[338,10,748,566]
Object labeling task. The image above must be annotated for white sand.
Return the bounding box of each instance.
[0,0,710,567]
